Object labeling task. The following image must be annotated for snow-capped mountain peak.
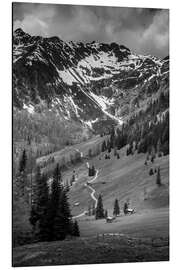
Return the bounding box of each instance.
[13,29,169,131]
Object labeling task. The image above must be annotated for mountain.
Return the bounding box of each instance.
[12,29,169,257]
[13,28,169,154]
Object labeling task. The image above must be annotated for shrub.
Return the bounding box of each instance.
[149,168,154,176]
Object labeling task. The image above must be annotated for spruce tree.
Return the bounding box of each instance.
[113,199,120,216]
[101,141,107,152]
[18,149,28,195]
[156,167,162,186]
[92,165,96,176]
[123,202,128,215]
[52,192,70,241]
[88,148,92,158]
[72,220,80,237]
[88,205,91,216]
[47,163,73,241]
[50,163,64,240]
[95,194,104,219]
[19,149,27,173]
[33,166,41,205]
[29,168,50,241]
[36,173,49,241]
[104,209,108,218]
[59,189,72,235]
[71,174,75,184]
[114,147,117,156]
[29,205,39,232]
[88,167,92,177]
[64,181,70,192]
[92,202,96,215]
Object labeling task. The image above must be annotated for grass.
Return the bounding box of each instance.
[12,137,169,266]
[78,207,169,238]
[36,134,105,164]
[13,234,169,267]
[67,148,169,217]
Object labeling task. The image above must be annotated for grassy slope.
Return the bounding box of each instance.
[67,147,169,240]
[13,140,169,266]
[36,135,104,164]
[13,235,169,267]
[36,135,106,175]
[68,147,169,216]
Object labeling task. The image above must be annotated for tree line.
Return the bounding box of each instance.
[29,163,80,242]
[13,150,80,246]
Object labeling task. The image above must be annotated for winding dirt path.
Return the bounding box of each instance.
[85,169,99,208]
[72,149,99,219]
[72,169,99,219]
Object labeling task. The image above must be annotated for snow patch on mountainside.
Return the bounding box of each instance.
[23,104,34,114]
[84,118,99,129]
[78,52,118,71]
[90,92,113,110]
[57,69,76,86]
[90,92,122,124]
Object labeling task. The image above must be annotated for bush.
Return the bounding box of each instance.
[149,168,154,176]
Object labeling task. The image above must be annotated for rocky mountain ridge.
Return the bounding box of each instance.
[13,28,169,131]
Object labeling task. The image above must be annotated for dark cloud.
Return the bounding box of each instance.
[13,3,169,58]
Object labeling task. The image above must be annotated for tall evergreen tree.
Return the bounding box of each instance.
[30,163,78,242]
[72,220,80,237]
[123,202,128,215]
[71,173,75,185]
[156,167,162,186]
[29,168,49,240]
[19,149,27,173]
[104,209,108,218]
[88,205,91,216]
[59,189,72,235]
[88,166,92,177]
[64,180,70,192]
[88,148,92,158]
[91,165,96,176]
[49,164,72,241]
[52,190,70,241]
[88,165,96,177]
[36,173,49,241]
[95,194,104,219]
[113,199,120,216]
[49,163,64,240]
[18,149,28,196]
[29,205,39,232]
[32,166,41,203]
[92,202,96,215]
[114,147,117,157]
[101,141,107,152]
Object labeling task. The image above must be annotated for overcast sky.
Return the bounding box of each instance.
[13,3,169,58]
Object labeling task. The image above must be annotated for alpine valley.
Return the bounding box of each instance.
[13,27,169,266]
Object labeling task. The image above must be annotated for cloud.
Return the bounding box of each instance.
[140,10,169,56]
[13,3,169,58]
[13,4,56,36]
[14,16,48,36]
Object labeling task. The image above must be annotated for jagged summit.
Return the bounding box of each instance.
[13,28,30,37]
[14,28,26,34]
